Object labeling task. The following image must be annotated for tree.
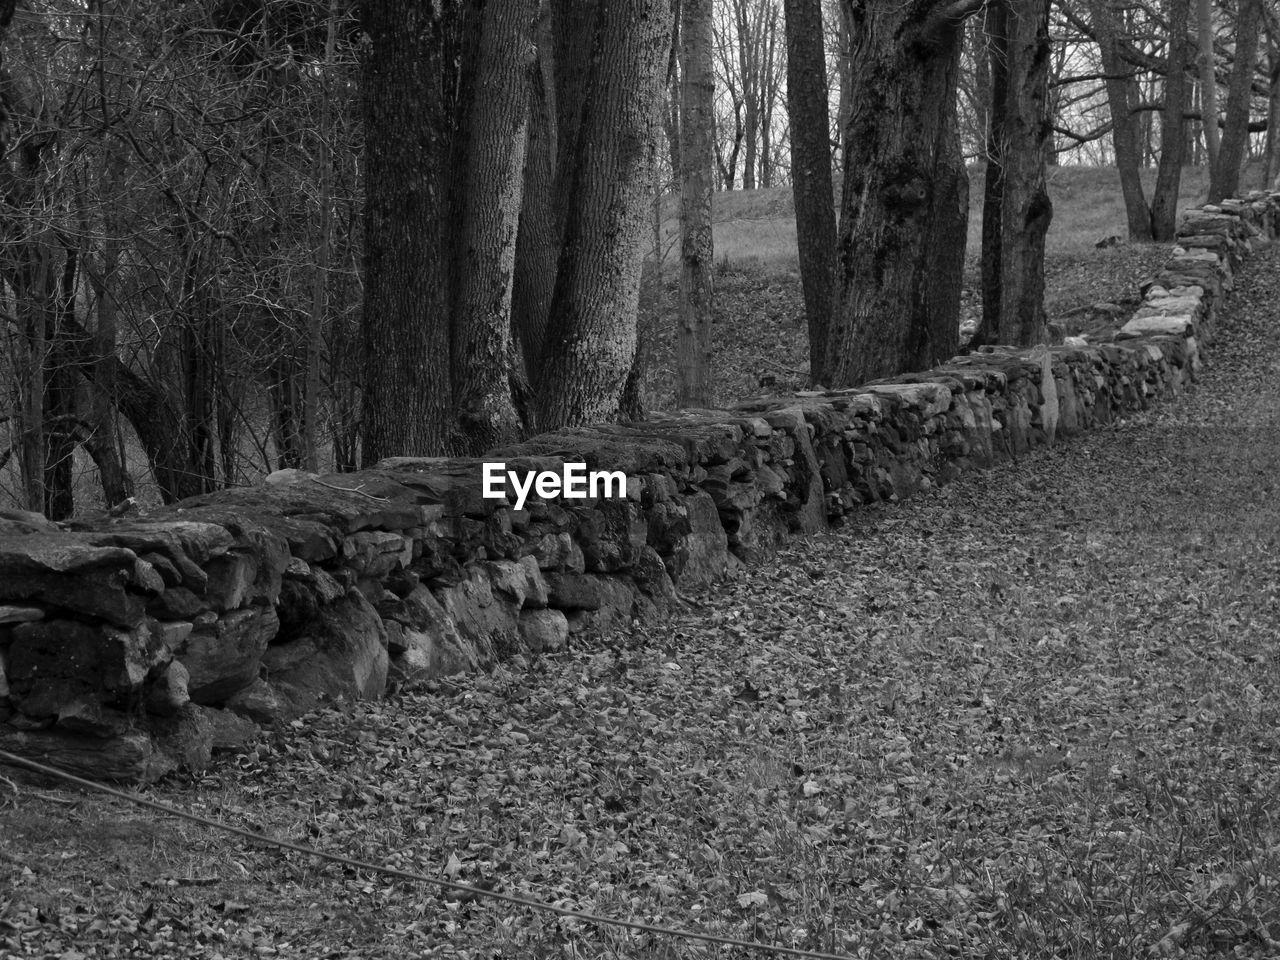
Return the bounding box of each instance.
[783,0,837,385]
[360,0,544,462]
[676,0,716,408]
[1087,0,1154,239]
[1150,0,1190,240]
[1211,0,1264,201]
[358,2,459,462]
[532,0,674,430]
[977,0,1053,348]
[824,0,979,388]
[1196,0,1220,174]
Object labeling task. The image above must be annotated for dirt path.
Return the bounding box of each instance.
[5,251,1280,960]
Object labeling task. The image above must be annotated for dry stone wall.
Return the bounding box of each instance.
[1,192,1275,782]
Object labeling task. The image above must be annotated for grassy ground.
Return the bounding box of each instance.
[3,238,1280,955]
[640,164,1247,410]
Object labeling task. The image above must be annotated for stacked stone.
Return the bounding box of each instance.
[2,190,1277,783]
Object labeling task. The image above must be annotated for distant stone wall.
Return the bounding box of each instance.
[1,191,1275,782]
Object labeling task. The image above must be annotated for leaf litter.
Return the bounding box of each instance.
[5,251,1280,958]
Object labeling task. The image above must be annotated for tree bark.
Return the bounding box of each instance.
[783,0,837,385]
[512,1,560,380]
[1264,42,1280,188]
[1196,0,1220,174]
[1211,0,1262,201]
[1088,0,1152,240]
[534,0,673,430]
[978,0,1053,348]
[676,0,715,408]
[825,0,976,388]
[1150,0,1190,240]
[451,0,537,455]
[359,1,456,463]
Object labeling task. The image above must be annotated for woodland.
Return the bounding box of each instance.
[0,0,1276,520]
[5,2,1280,958]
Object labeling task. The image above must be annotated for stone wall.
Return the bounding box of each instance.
[1,192,1275,782]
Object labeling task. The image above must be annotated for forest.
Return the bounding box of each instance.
[0,0,1276,518]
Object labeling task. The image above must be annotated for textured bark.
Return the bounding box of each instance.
[452,0,537,455]
[1265,44,1280,188]
[1196,0,1219,173]
[676,0,715,408]
[1150,0,1190,240]
[512,1,559,379]
[914,102,965,370]
[534,0,673,430]
[1211,0,1262,201]
[783,0,837,385]
[978,0,1053,348]
[359,1,455,463]
[1089,0,1152,240]
[825,0,975,388]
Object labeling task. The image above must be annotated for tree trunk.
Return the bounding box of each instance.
[977,0,1052,348]
[1088,0,1152,240]
[825,0,975,388]
[914,98,965,369]
[676,0,715,408]
[359,1,456,463]
[1150,0,1190,240]
[451,0,537,455]
[783,0,837,385]
[1196,0,1220,175]
[1211,0,1262,201]
[512,1,560,380]
[534,0,673,430]
[303,0,339,471]
[835,0,853,169]
[1264,43,1280,188]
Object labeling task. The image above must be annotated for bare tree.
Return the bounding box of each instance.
[978,0,1054,348]
[1211,0,1264,201]
[783,0,837,385]
[677,0,716,408]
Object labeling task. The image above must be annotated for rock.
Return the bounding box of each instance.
[145,660,191,717]
[177,605,279,704]
[0,727,159,782]
[0,535,158,627]
[667,492,730,589]
[148,586,207,620]
[529,532,586,572]
[153,620,194,650]
[518,609,568,652]
[1029,345,1058,445]
[224,678,284,725]
[341,531,412,578]
[261,589,388,719]
[151,702,213,774]
[56,698,131,738]
[6,620,153,718]
[0,508,59,534]
[0,605,44,625]
[194,705,260,752]
[380,585,479,679]
[437,568,519,661]
[484,556,548,608]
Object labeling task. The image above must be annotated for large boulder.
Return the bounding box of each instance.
[176,605,280,704]
[0,536,162,627]
[6,619,154,718]
[261,589,388,718]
